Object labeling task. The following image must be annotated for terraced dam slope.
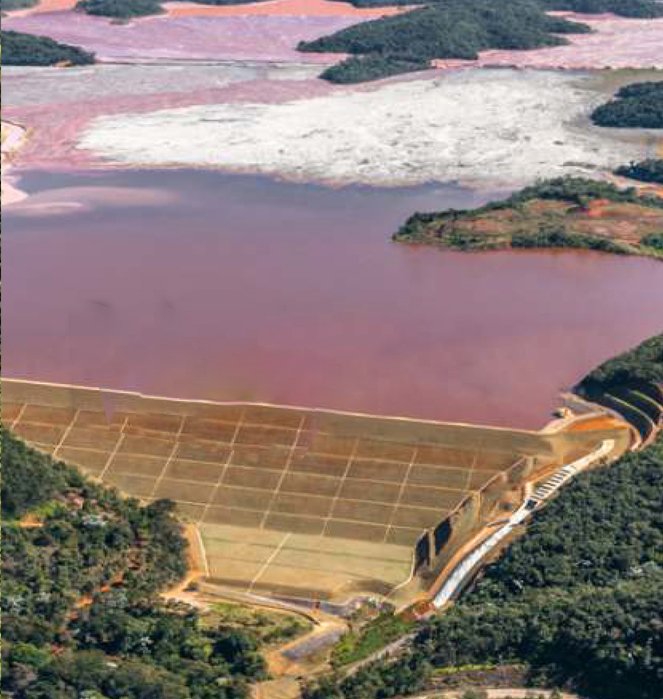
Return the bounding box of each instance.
[1,379,631,605]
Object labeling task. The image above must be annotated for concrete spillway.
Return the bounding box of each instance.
[432,439,615,608]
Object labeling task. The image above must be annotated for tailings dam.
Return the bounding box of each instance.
[2,379,632,605]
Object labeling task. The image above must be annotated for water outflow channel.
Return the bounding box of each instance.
[432,439,615,608]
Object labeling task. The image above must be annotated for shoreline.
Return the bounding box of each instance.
[70,68,659,190]
[1,120,29,207]
[3,62,660,191]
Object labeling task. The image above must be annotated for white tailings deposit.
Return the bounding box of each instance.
[77,69,655,187]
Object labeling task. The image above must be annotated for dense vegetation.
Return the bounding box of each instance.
[577,334,663,441]
[1,431,266,699]
[331,612,415,667]
[394,176,663,258]
[616,158,663,185]
[304,428,663,699]
[320,54,429,83]
[338,0,663,14]
[591,81,663,129]
[509,227,632,254]
[643,232,663,250]
[74,0,275,17]
[0,0,38,12]
[76,0,164,18]
[1,29,95,65]
[498,176,663,207]
[579,333,663,397]
[299,0,590,83]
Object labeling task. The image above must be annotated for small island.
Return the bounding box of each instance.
[76,0,165,18]
[74,0,272,18]
[591,81,663,129]
[393,177,663,259]
[1,29,95,65]
[616,158,663,185]
[299,0,663,83]
[299,0,591,83]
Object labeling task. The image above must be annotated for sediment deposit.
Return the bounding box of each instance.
[77,69,658,188]
[2,12,361,62]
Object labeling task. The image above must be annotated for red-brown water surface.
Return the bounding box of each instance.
[4,169,663,428]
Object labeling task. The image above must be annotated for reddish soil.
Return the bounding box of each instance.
[586,198,612,218]
[7,0,76,14]
[18,514,44,528]
[568,416,625,432]
[428,198,663,249]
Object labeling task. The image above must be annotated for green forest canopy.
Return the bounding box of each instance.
[0,29,95,65]
[578,333,663,395]
[616,158,663,185]
[1,431,266,699]
[75,0,164,17]
[393,176,663,257]
[74,0,273,18]
[300,0,591,83]
[0,0,38,12]
[338,0,663,14]
[304,427,663,699]
[300,0,662,83]
[591,81,663,129]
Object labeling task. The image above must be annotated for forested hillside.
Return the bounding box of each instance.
[1,431,266,699]
[591,81,663,129]
[76,0,164,17]
[302,0,662,83]
[74,0,278,17]
[299,0,590,83]
[339,0,663,14]
[304,431,663,699]
[0,0,38,12]
[579,333,663,395]
[393,177,663,258]
[1,29,95,65]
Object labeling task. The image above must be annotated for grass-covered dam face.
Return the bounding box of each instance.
[2,379,631,605]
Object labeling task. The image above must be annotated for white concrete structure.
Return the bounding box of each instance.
[433,439,615,607]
